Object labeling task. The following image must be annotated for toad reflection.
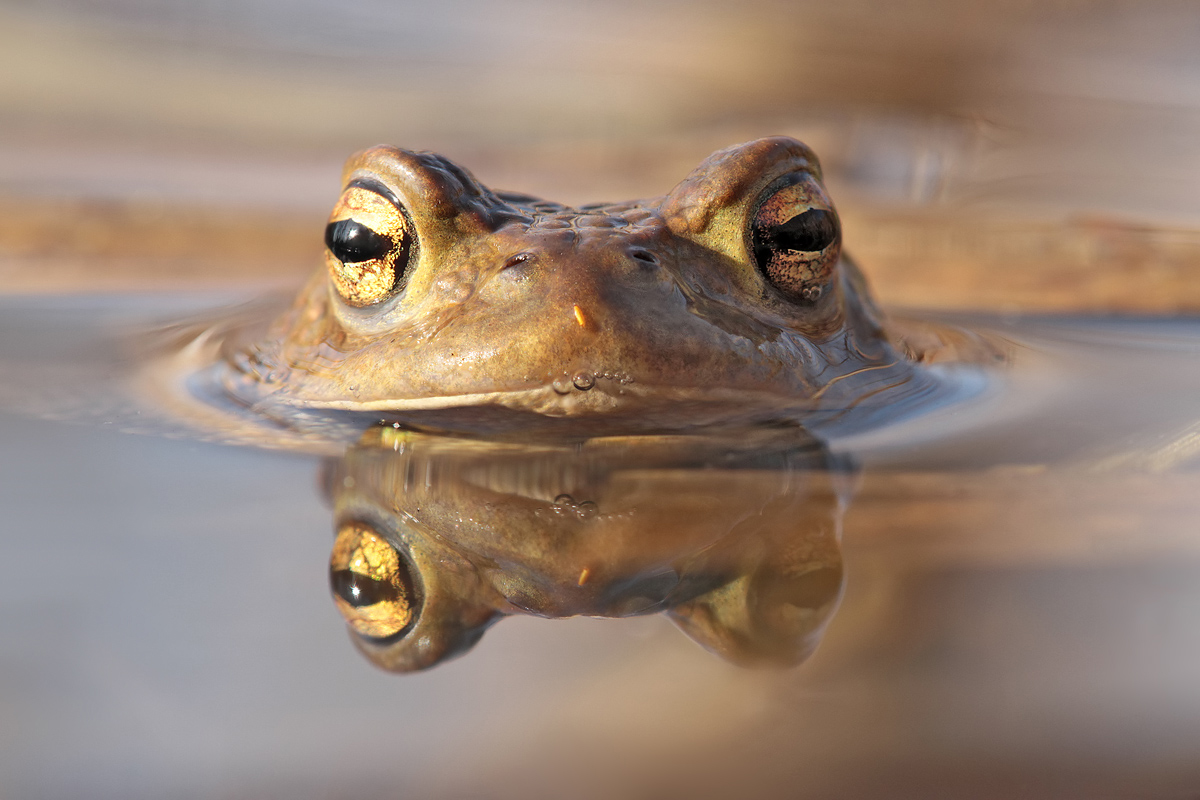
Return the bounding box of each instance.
[322,425,851,671]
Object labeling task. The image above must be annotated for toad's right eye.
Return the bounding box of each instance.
[324,183,414,307]
[325,219,392,263]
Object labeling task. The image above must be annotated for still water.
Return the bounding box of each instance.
[2,294,1200,797]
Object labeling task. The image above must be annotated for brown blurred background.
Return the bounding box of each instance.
[3,0,1200,310]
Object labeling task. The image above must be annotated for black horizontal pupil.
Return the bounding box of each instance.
[770,208,838,253]
[330,569,398,608]
[325,219,392,263]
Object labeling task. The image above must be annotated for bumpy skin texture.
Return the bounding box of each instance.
[225,137,937,437]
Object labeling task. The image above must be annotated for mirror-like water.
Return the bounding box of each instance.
[3,294,1200,797]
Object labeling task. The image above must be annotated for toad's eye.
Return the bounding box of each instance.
[329,521,421,640]
[324,183,414,307]
[325,219,391,263]
[750,174,841,304]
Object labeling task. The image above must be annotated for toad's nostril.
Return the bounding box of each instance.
[503,252,536,270]
[630,249,659,267]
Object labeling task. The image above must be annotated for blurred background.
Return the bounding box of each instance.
[4,2,1200,798]
[4,0,1200,309]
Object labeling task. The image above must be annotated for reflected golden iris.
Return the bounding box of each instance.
[324,185,411,307]
[329,522,418,638]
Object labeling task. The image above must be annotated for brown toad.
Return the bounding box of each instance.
[223,137,974,439]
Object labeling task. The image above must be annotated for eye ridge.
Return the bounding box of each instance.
[767,208,839,253]
[325,218,393,263]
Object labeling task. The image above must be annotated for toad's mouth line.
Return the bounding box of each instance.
[270,375,907,417]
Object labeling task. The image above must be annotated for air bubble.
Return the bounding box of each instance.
[552,377,572,395]
[572,372,595,391]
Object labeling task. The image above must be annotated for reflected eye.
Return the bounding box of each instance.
[329,521,420,639]
[324,183,414,307]
[750,174,841,304]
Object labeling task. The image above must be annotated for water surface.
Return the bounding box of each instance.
[3,295,1200,797]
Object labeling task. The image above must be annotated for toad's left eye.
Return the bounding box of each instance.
[763,208,838,254]
[750,174,841,304]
